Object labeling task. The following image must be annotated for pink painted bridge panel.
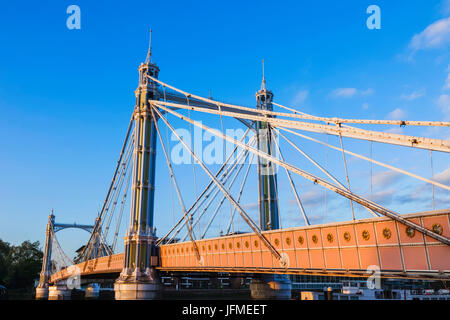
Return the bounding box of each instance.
[50,211,450,283]
[160,211,450,274]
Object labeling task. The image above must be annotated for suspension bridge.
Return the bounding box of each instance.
[36,33,450,300]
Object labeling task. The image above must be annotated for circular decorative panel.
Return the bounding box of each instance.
[327,233,333,243]
[362,230,370,241]
[343,232,351,242]
[382,228,391,239]
[406,227,415,238]
[432,224,443,235]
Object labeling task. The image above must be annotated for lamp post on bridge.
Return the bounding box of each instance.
[114,31,161,300]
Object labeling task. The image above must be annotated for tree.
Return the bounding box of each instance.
[0,239,43,289]
[0,240,11,286]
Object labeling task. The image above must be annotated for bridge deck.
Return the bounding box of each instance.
[50,210,450,283]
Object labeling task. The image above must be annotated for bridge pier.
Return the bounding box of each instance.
[35,287,49,300]
[48,284,72,300]
[250,274,291,300]
[115,265,161,300]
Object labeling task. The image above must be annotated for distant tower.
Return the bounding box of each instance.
[115,30,161,300]
[255,60,280,231]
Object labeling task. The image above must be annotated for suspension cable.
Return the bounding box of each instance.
[97,135,135,255]
[199,145,253,239]
[431,150,435,210]
[146,74,450,128]
[112,163,132,252]
[155,102,450,246]
[179,137,255,242]
[152,104,283,260]
[225,151,255,234]
[156,127,252,245]
[151,99,450,153]
[76,112,135,262]
[277,127,450,191]
[277,129,379,217]
[338,133,356,220]
[151,107,202,261]
[272,134,310,225]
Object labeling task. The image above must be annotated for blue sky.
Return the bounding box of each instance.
[0,1,449,256]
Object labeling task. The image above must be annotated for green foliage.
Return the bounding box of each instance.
[0,239,43,289]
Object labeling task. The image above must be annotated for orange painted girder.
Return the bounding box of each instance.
[160,211,450,273]
[49,211,450,283]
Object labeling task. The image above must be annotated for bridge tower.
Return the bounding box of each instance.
[255,61,280,231]
[114,31,161,300]
[250,62,291,299]
[35,211,55,300]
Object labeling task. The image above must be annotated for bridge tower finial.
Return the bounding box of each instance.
[145,29,152,64]
[261,59,266,91]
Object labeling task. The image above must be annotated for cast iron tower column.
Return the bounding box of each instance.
[251,65,291,299]
[255,69,280,231]
[114,32,161,300]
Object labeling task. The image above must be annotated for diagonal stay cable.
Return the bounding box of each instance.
[272,134,310,225]
[338,132,355,220]
[150,107,202,261]
[225,151,255,234]
[147,74,450,127]
[161,132,250,245]
[197,142,253,240]
[77,112,134,262]
[150,99,450,153]
[152,104,284,260]
[277,129,379,218]
[97,135,135,255]
[155,102,450,246]
[178,136,255,242]
[183,138,253,241]
[156,126,252,245]
[277,127,450,192]
[112,163,133,252]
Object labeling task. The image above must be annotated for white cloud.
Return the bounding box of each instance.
[373,171,402,185]
[442,0,450,15]
[444,73,450,90]
[434,166,450,184]
[361,88,375,96]
[299,189,324,206]
[400,89,425,101]
[331,88,374,98]
[362,102,369,110]
[409,17,450,52]
[387,108,407,120]
[291,90,309,107]
[437,94,450,119]
[332,88,357,98]
[372,189,396,204]
[242,202,258,211]
[384,127,404,134]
